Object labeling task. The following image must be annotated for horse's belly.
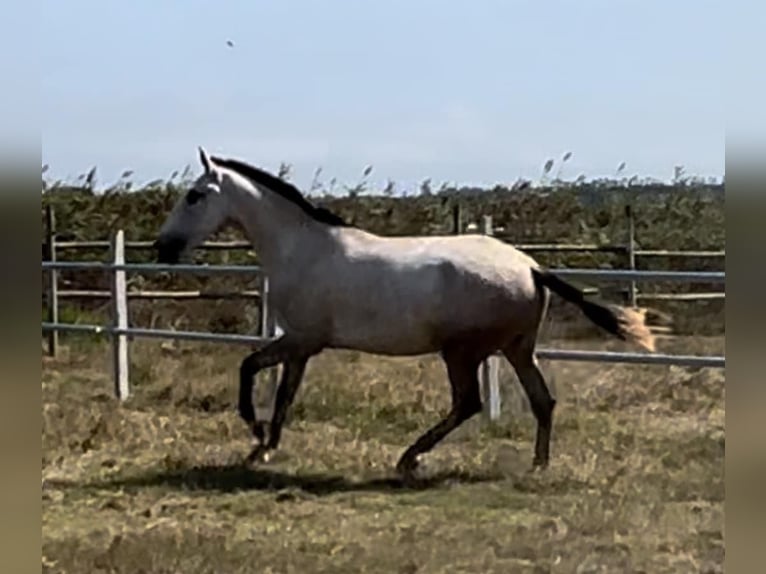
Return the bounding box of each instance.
[327,276,537,355]
[331,336,439,356]
[328,306,442,355]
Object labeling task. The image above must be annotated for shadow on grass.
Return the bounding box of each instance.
[49,463,507,497]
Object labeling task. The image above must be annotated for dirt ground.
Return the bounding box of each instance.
[42,334,724,574]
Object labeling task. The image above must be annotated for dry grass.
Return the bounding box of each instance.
[42,335,724,574]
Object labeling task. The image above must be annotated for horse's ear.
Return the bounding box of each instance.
[198,146,213,174]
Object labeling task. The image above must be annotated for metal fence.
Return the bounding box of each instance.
[43,204,725,305]
[41,229,725,421]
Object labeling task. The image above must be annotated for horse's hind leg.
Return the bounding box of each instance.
[502,339,556,468]
[395,346,483,482]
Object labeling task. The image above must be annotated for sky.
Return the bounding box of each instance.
[40,0,727,193]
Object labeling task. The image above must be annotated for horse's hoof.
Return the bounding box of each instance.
[245,444,272,466]
[250,421,267,444]
[395,457,420,486]
[397,468,419,488]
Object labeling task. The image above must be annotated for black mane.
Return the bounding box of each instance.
[210,155,350,227]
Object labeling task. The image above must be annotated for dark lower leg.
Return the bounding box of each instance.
[265,357,308,449]
[238,337,300,438]
[238,356,258,427]
[511,358,555,467]
[396,352,482,475]
[396,402,481,472]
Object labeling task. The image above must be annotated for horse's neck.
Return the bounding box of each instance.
[229,186,328,273]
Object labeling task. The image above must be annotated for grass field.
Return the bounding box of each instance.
[42,334,724,574]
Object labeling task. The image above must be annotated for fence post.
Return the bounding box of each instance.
[626,204,637,307]
[110,230,130,400]
[255,274,279,423]
[479,215,502,421]
[452,204,462,235]
[266,278,282,422]
[45,205,59,357]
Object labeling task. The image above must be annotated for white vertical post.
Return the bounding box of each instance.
[45,205,59,357]
[268,300,284,422]
[626,204,637,307]
[255,274,279,422]
[111,230,130,400]
[479,215,502,421]
[484,356,502,420]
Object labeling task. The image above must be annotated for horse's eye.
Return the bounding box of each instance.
[186,189,205,205]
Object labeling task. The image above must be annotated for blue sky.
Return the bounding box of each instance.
[41,1,726,192]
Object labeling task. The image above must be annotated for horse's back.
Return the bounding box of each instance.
[316,231,544,353]
[342,231,540,290]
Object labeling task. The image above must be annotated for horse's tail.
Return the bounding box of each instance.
[531,268,657,352]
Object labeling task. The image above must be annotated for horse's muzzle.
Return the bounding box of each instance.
[154,236,186,264]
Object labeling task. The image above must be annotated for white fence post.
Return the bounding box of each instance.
[110,230,130,400]
[479,215,502,421]
[626,204,638,307]
[254,274,280,423]
[45,205,59,357]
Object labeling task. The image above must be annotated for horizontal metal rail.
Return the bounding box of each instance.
[42,322,724,369]
[57,289,262,300]
[41,322,270,346]
[533,348,724,368]
[548,269,724,283]
[40,261,725,284]
[44,240,725,258]
[41,261,263,274]
[635,292,725,301]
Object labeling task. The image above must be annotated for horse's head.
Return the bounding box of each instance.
[154,147,232,263]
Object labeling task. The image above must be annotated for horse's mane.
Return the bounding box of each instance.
[210,155,351,227]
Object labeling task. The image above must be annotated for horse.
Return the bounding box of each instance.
[154,147,658,483]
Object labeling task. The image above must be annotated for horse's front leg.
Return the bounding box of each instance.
[261,356,310,453]
[238,336,315,463]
